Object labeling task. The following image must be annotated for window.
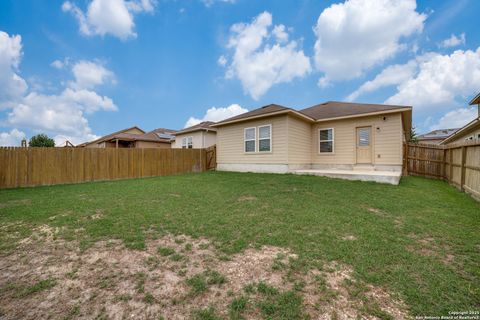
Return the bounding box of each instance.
[319,128,334,153]
[244,128,256,152]
[258,125,271,152]
[358,128,370,146]
[182,136,193,149]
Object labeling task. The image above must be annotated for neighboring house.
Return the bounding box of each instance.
[440,93,480,145]
[78,127,176,148]
[417,128,458,145]
[172,121,217,149]
[211,101,412,182]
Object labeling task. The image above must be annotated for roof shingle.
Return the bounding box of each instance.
[299,101,411,120]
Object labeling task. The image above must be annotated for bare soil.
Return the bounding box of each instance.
[0,226,408,319]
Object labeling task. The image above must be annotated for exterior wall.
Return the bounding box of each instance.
[216,112,405,173]
[447,126,480,145]
[216,115,288,165]
[311,113,403,166]
[172,131,216,149]
[203,131,217,148]
[287,115,312,166]
[135,141,171,148]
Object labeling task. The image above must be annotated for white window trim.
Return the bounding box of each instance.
[244,127,256,153]
[258,124,272,153]
[318,128,334,154]
[181,137,187,149]
[187,136,193,149]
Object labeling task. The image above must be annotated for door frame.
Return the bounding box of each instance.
[355,125,374,164]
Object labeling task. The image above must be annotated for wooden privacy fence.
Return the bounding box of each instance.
[0,147,216,189]
[404,142,480,200]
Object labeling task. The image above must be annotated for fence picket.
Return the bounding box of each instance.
[405,142,480,201]
[0,146,216,189]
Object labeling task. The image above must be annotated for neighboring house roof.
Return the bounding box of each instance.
[417,128,458,141]
[146,128,177,140]
[299,101,411,121]
[440,117,480,145]
[77,126,145,147]
[107,132,171,143]
[175,121,217,135]
[469,92,480,105]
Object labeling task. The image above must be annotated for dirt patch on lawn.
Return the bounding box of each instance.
[237,195,257,202]
[0,230,408,319]
[0,199,31,209]
[406,234,456,266]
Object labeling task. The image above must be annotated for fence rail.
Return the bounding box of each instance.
[0,147,216,189]
[404,142,480,201]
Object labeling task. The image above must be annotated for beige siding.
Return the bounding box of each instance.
[173,131,216,149]
[311,113,403,165]
[447,127,480,145]
[203,131,217,147]
[217,115,288,164]
[287,115,312,164]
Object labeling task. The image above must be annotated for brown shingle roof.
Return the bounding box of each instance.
[299,101,411,120]
[175,121,217,135]
[77,126,145,147]
[107,132,170,143]
[148,128,178,135]
[213,104,290,125]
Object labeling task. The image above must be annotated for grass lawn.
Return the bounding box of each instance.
[0,172,479,319]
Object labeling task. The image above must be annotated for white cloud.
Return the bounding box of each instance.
[429,107,477,131]
[272,25,289,43]
[0,129,26,147]
[386,48,480,111]
[69,60,116,90]
[51,60,65,69]
[7,91,105,145]
[346,60,417,101]
[217,55,227,66]
[62,0,156,40]
[223,11,311,100]
[0,31,27,107]
[185,104,248,128]
[0,30,117,145]
[313,0,426,82]
[439,33,466,48]
[202,0,235,7]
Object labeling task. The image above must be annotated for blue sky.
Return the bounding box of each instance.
[0,0,479,145]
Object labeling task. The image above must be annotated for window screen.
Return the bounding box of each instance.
[319,129,333,153]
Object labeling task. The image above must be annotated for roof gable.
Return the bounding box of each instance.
[175,121,217,135]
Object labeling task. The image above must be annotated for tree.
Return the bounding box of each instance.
[29,134,55,147]
[409,126,418,144]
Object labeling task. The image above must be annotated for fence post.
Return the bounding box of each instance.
[460,146,467,191]
[403,143,408,176]
[443,148,447,180]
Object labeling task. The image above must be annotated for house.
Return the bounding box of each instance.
[78,126,176,148]
[417,128,458,145]
[172,121,217,149]
[440,93,480,145]
[211,101,412,185]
